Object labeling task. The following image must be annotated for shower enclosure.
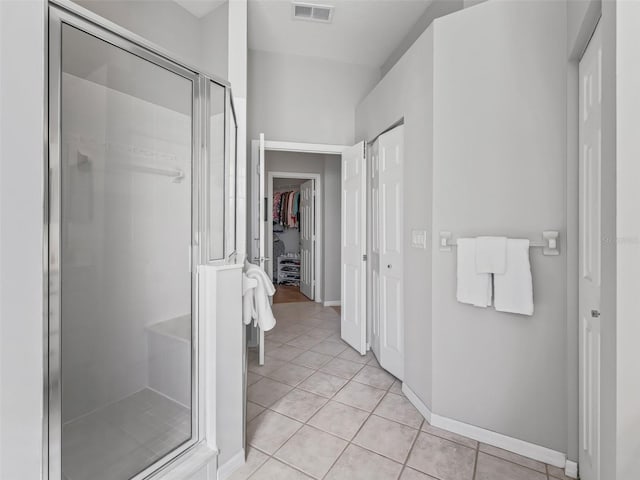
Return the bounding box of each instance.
[46,2,237,479]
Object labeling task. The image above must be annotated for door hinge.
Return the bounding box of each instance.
[362,254,367,261]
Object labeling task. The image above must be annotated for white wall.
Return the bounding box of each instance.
[615,2,640,477]
[248,49,380,146]
[431,1,568,453]
[74,0,230,80]
[356,26,435,413]
[357,0,572,458]
[0,1,45,479]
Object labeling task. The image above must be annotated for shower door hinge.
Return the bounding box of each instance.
[362,254,367,261]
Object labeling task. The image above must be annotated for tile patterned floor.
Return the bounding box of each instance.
[62,388,190,480]
[238,302,572,480]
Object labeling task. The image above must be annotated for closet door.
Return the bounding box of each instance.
[378,125,404,380]
[369,140,381,361]
[300,180,315,299]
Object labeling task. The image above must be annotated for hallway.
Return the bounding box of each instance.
[238,303,569,480]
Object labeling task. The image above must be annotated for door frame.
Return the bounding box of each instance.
[268,171,321,302]
[250,139,348,304]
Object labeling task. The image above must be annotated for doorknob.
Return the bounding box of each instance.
[387,264,392,269]
[591,310,601,318]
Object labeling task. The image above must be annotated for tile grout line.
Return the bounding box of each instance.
[397,417,426,480]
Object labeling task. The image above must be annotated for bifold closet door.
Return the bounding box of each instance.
[50,12,197,480]
[377,125,404,380]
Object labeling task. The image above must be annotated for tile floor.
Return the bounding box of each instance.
[238,302,572,480]
[62,388,191,480]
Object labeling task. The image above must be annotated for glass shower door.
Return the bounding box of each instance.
[52,15,197,480]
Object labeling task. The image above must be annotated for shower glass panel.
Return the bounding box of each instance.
[58,23,194,480]
[208,81,226,261]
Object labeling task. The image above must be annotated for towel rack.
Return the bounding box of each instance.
[439,231,559,256]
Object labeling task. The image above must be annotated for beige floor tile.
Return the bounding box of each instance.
[406,432,476,480]
[265,363,315,387]
[297,371,348,398]
[246,410,302,454]
[475,453,546,480]
[547,464,573,480]
[421,424,477,450]
[266,344,306,362]
[325,333,347,344]
[246,402,265,422]
[320,358,365,379]
[248,357,288,377]
[352,365,395,390]
[247,377,293,407]
[305,328,334,340]
[353,415,418,463]
[271,388,328,422]
[374,392,424,428]
[275,426,347,479]
[400,467,439,479]
[367,355,381,368]
[287,334,323,350]
[337,348,371,364]
[310,340,349,357]
[333,381,386,411]
[307,400,369,441]
[389,380,404,395]
[249,458,312,480]
[227,447,268,480]
[291,350,333,369]
[267,330,302,345]
[247,372,263,387]
[479,444,546,473]
[324,444,403,480]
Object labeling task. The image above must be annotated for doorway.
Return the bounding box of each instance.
[269,174,319,304]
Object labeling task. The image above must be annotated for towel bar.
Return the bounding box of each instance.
[439,231,559,256]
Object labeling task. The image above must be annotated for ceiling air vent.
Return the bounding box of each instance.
[292,2,334,23]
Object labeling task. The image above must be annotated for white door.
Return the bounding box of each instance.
[378,126,404,380]
[251,133,267,270]
[300,180,315,300]
[369,139,381,361]
[579,22,602,480]
[341,141,367,354]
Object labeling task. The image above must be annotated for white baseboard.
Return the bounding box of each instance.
[323,300,341,307]
[565,460,578,478]
[217,449,245,480]
[401,383,567,469]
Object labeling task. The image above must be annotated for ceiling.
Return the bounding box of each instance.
[174,0,226,17]
[248,0,433,67]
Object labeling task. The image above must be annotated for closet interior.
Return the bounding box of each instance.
[272,178,304,287]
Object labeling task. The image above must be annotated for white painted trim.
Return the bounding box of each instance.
[401,383,432,423]
[565,460,578,479]
[263,140,348,155]
[216,448,245,480]
[268,171,322,302]
[401,383,568,469]
[323,300,341,307]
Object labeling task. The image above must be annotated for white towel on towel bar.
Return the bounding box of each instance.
[493,239,534,316]
[456,238,492,308]
[475,236,507,274]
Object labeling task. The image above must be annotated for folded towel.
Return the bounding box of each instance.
[475,236,507,274]
[457,238,492,308]
[494,239,533,316]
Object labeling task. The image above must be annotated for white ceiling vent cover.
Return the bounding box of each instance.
[292,2,334,23]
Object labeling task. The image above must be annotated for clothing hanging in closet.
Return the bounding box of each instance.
[273,190,300,229]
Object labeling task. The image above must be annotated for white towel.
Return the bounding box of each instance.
[457,238,492,308]
[475,236,507,274]
[243,261,277,331]
[493,239,534,316]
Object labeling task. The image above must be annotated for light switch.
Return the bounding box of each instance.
[411,230,428,249]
